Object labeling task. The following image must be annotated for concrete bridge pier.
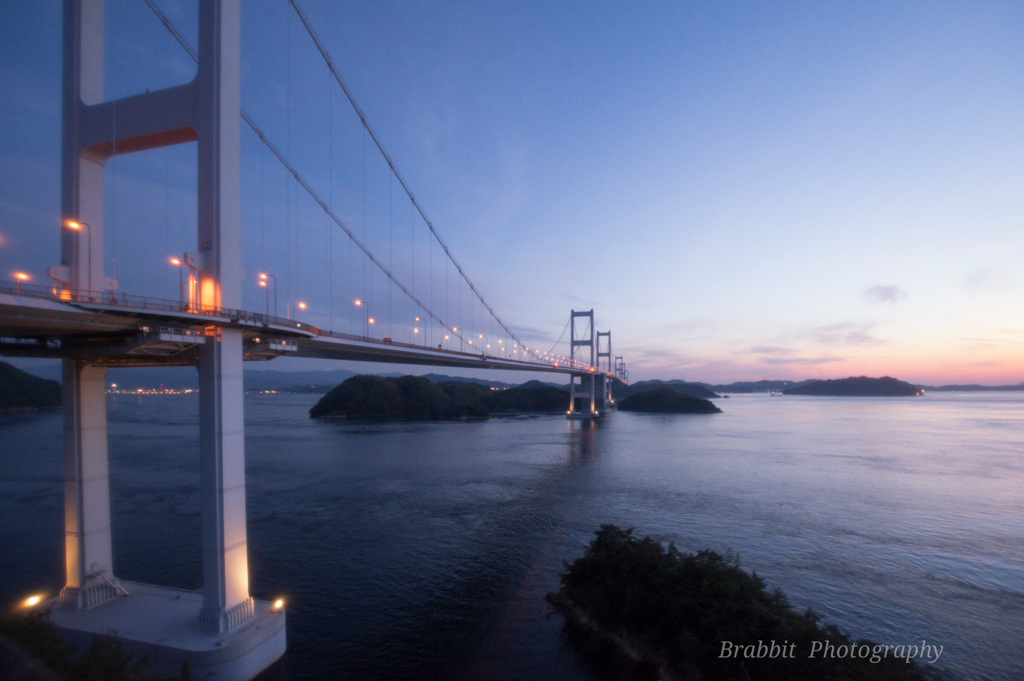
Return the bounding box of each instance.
[198,329,255,633]
[58,361,118,610]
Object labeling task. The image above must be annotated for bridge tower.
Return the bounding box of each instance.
[615,355,628,383]
[568,309,598,418]
[48,2,285,678]
[596,330,613,406]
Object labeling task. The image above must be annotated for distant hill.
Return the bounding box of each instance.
[0,360,61,410]
[418,373,516,389]
[0,364,557,394]
[783,376,920,397]
[618,387,721,414]
[707,379,815,393]
[244,368,357,392]
[920,383,1024,392]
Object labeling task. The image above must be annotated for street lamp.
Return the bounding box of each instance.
[14,272,29,294]
[288,301,307,320]
[64,220,92,296]
[259,280,269,316]
[169,258,184,308]
[355,299,371,337]
[259,273,277,318]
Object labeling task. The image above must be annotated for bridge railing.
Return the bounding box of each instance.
[0,282,323,336]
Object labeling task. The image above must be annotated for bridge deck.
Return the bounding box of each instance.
[0,285,614,378]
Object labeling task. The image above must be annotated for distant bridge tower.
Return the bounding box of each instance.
[568,309,597,418]
[48,2,284,679]
[597,331,614,405]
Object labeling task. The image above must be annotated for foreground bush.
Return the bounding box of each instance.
[547,525,946,681]
[0,607,182,680]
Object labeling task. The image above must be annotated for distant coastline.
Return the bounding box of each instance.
[5,360,1024,395]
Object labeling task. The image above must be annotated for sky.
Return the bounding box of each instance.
[1,1,1022,385]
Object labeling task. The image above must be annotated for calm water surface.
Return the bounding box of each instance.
[1,391,1022,680]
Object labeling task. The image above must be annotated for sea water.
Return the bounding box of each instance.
[1,391,1021,680]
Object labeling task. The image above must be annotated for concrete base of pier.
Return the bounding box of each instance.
[49,582,285,681]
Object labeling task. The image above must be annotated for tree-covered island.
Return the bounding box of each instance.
[547,525,947,681]
[783,376,921,397]
[617,386,722,414]
[309,374,569,419]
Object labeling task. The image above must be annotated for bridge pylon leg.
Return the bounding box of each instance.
[59,360,118,610]
[198,329,255,632]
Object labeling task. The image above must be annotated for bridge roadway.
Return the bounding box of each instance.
[0,283,604,377]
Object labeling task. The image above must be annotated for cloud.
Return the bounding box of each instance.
[748,344,843,366]
[810,322,885,346]
[863,285,906,305]
[760,355,844,366]
[958,336,1024,346]
[961,268,1006,295]
[750,345,793,355]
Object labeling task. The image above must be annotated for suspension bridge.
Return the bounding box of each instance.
[0,2,627,679]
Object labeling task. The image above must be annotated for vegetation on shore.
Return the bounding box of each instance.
[617,386,721,414]
[783,376,921,397]
[0,361,61,411]
[309,374,569,419]
[547,525,946,681]
[0,607,183,680]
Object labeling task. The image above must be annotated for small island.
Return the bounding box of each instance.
[309,374,569,420]
[617,386,721,414]
[620,379,720,399]
[0,361,61,411]
[547,525,946,681]
[783,376,921,397]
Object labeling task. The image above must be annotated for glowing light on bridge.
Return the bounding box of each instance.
[63,219,93,293]
[354,299,374,337]
[259,273,278,317]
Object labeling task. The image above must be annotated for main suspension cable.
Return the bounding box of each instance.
[286,0,536,358]
[144,0,552,362]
